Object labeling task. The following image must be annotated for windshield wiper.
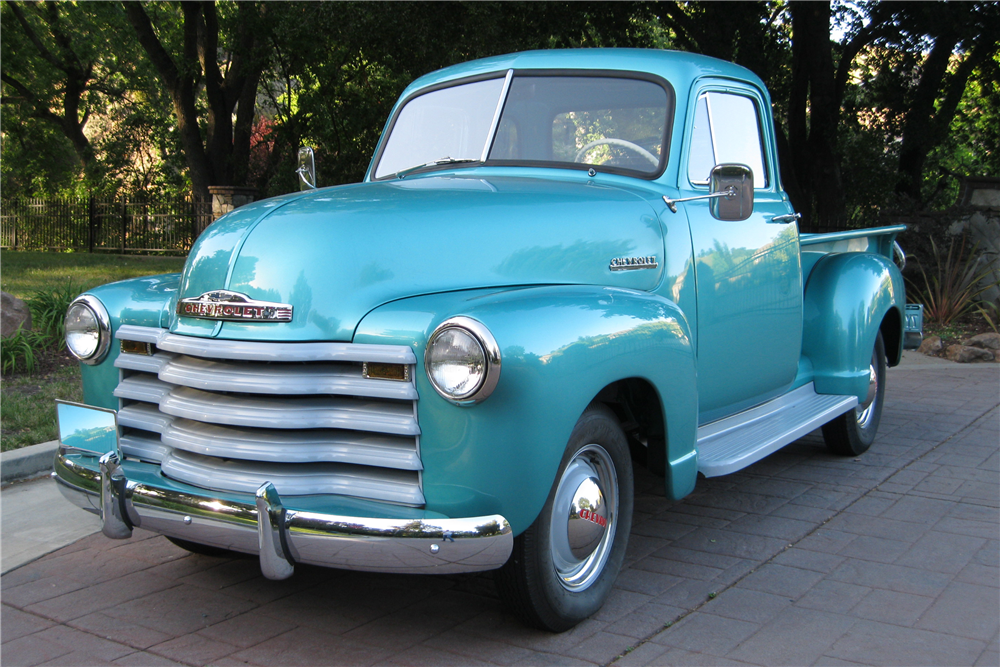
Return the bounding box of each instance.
[394,157,478,179]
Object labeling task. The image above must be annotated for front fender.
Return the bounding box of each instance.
[802,253,904,401]
[77,274,181,409]
[354,285,697,535]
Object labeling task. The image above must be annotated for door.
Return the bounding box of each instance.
[681,86,803,424]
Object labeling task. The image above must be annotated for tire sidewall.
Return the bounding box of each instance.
[530,405,634,629]
[854,331,887,448]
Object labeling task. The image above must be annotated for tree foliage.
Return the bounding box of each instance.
[2,0,997,228]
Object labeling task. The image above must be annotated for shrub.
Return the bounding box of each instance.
[906,234,997,327]
[27,281,82,343]
[0,326,48,374]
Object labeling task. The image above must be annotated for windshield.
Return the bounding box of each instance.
[374,78,506,179]
[373,74,671,179]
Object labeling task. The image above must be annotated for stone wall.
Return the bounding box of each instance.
[208,186,258,220]
[886,177,1000,307]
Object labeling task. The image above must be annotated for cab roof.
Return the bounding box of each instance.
[402,48,766,98]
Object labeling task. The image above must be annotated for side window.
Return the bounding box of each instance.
[687,92,767,187]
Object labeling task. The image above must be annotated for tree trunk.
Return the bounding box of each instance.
[789,1,846,231]
[125,1,264,199]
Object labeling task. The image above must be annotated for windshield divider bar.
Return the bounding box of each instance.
[481,70,514,163]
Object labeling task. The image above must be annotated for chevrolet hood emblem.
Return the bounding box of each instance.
[177,290,292,323]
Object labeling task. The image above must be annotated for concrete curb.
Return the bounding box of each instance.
[1,440,58,485]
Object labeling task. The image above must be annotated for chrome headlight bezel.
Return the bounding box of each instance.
[65,294,112,365]
[425,316,501,405]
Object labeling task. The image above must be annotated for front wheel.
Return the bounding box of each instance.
[494,403,633,632]
[166,536,240,558]
[822,331,886,456]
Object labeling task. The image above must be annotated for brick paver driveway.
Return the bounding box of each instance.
[3,363,997,666]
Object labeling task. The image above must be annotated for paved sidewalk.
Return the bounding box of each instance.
[1,361,997,666]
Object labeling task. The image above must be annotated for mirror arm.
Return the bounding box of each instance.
[296,165,316,190]
[662,186,737,213]
[297,147,317,190]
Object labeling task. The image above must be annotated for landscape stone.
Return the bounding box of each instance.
[962,332,1000,350]
[917,335,942,355]
[943,344,994,363]
[1,291,32,338]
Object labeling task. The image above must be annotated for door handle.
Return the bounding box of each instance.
[768,213,801,224]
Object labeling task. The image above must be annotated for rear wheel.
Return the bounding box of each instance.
[822,331,886,456]
[495,403,633,632]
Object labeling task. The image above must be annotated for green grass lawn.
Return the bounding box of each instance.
[2,250,186,298]
[1,250,187,451]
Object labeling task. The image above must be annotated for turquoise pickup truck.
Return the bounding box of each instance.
[54,49,906,631]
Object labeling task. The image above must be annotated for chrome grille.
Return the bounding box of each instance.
[114,325,422,506]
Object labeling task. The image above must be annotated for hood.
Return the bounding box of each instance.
[172,174,664,341]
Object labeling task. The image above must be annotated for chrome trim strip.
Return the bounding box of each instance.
[798,224,907,246]
[116,325,417,364]
[54,451,513,575]
[481,69,514,162]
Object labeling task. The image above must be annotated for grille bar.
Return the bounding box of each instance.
[161,450,425,505]
[159,386,419,435]
[120,433,172,462]
[163,419,422,470]
[117,352,417,400]
[116,325,417,364]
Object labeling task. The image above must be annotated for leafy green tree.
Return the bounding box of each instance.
[124,1,270,198]
[1,1,134,194]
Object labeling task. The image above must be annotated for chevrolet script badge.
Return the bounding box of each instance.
[177,290,293,323]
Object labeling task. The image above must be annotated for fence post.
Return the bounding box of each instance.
[88,195,96,253]
[190,197,197,249]
[120,198,127,253]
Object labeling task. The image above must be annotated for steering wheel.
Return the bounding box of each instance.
[574,138,659,167]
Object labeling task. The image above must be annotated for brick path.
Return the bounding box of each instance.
[2,363,997,666]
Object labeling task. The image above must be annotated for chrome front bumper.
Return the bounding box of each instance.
[53,449,513,579]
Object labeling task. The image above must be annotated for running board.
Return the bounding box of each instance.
[696,384,858,477]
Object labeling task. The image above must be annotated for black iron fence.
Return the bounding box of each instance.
[0,196,213,253]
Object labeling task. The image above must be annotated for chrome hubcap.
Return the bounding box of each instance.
[856,349,879,429]
[549,444,618,591]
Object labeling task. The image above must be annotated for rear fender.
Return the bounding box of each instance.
[354,285,698,535]
[802,253,905,401]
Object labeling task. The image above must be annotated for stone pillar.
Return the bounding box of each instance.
[208,186,258,220]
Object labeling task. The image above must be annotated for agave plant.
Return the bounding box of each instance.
[906,234,999,327]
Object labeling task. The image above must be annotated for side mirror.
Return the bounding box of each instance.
[297,147,317,190]
[709,164,753,221]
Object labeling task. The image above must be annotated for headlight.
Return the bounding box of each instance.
[65,295,111,365]
[425,317,501,405]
